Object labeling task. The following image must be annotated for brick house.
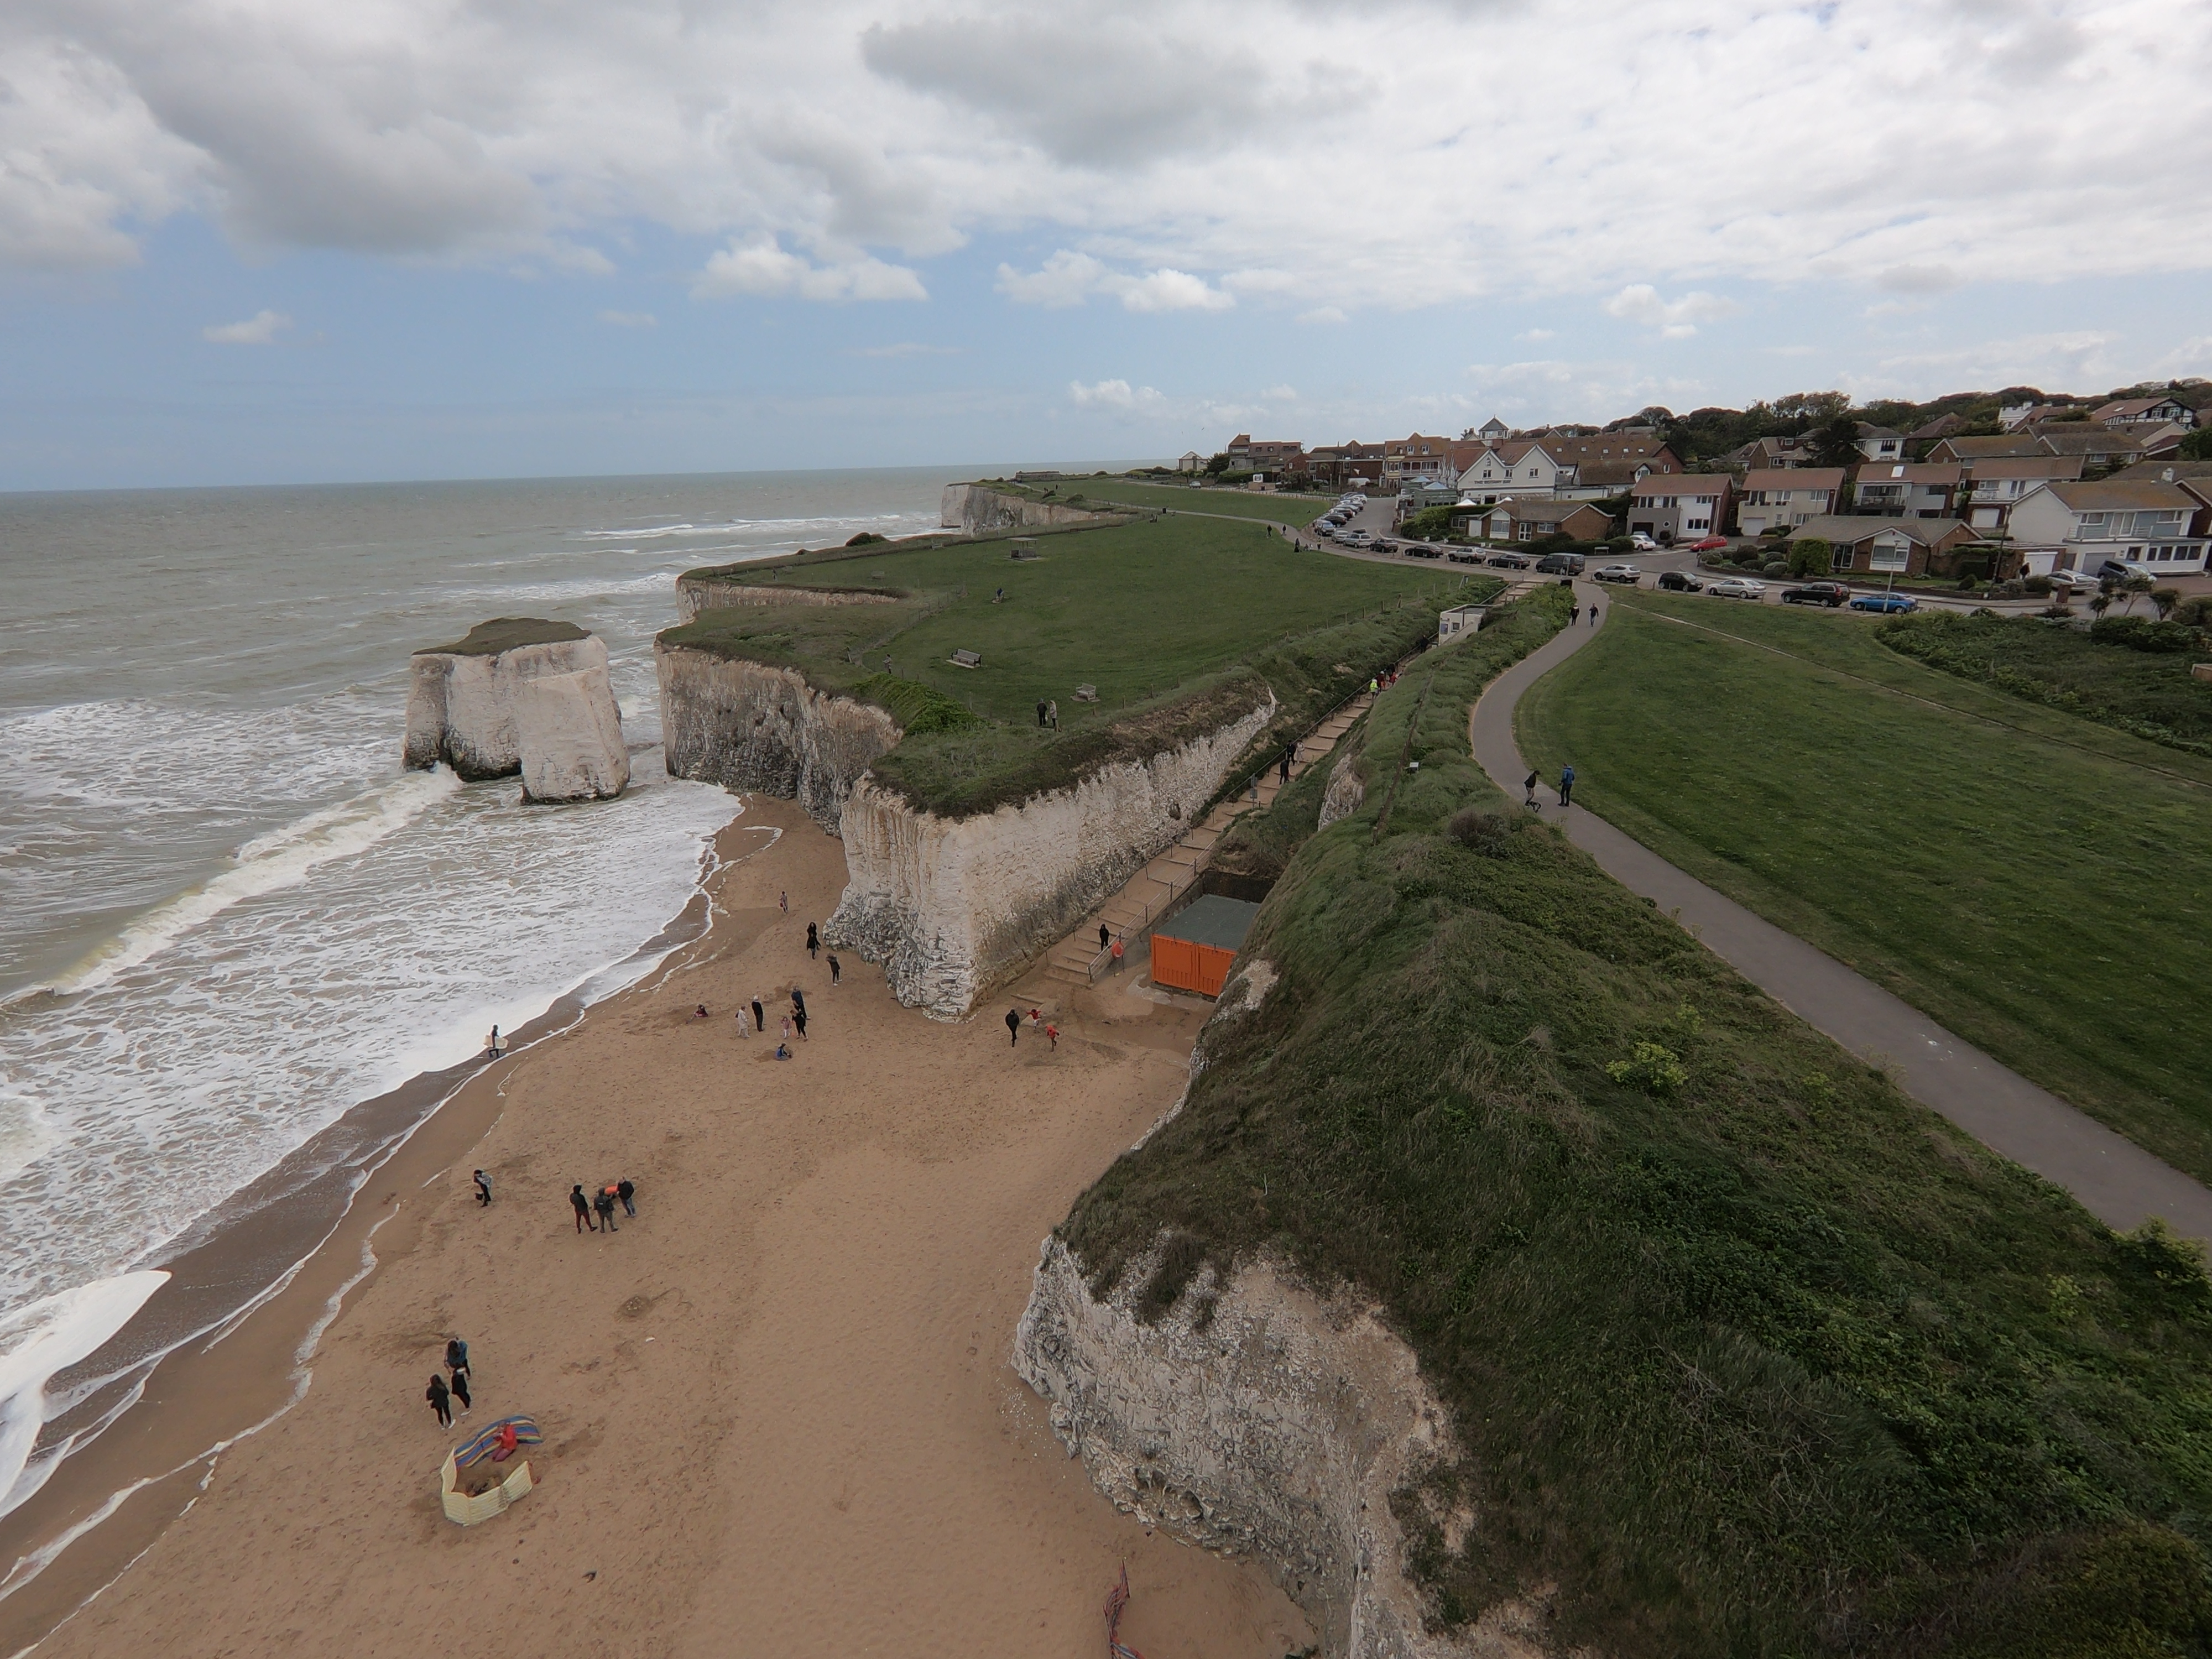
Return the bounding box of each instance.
[1225,436,1306,477]
[1627,475,1734,542]
[1464,499,1616,543]
[1784,515,1978,577]
[1737,467,1846,535]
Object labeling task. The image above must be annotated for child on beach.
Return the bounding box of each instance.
[775,1042,791,1060]
[449,1366,472,1416]
[571,1185,594,1233]
[806,922,819,959]
[594,1188,618,1233]
[426,1374,452,1430]
[780,1014,795,1045]
[473,1170,492,1206]
[779,890,788,914]
[1045,1022,1060,1051]
[828,954,841,985]
[693,1004,709,1019]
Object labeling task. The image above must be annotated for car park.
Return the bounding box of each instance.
[1656,571,1703,593]
[1593,564,1641,585]
[1781,581,1851,607]
[1486,552,1532,569]
[1707,578,1765,600]
[1688,536,1730,553]
[1849,591,1918,613]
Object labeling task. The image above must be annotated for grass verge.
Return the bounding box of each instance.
[1516,591,2212,1185]
[983,474,1336,525]
[1062,585,2212,1655]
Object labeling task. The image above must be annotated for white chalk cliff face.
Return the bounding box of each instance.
[673,577,901,625]
[825,695,1274,1016]
[655,646,901,832]
[939,483,1105,535]
[403,628,629,802]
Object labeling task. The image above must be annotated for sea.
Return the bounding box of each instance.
[0,467,959,1525]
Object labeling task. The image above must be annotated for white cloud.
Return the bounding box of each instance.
[997,252,1232,313]
[598,309,656,327]
[1517,328,1556,342]
[1265,384,1297,401]
[201,309,291,345]
[1864,330,2122,397]
[1603,285,1740,339]
[851,341,961,357]
[1069,378,1161,409]
[2156,336,2212,376]
[1297,307,1347,326]
[693,238,925,302]
[3,0,2210,314]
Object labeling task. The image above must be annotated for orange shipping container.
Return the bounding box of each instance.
[1149,896,1261,998]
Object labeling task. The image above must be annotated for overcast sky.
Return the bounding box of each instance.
[5,0,2209,489]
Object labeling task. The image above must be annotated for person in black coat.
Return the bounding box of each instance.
[426,1374,452,1429]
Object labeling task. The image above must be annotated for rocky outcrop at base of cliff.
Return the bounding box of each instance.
[824,696,1274,1015]
[940,483,1108,536]
[655,645,901,831]
[403,621,629,802]
[1016,1239,1478,1659]
[1317,747,1367,831]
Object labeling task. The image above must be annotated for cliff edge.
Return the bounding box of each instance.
[403,619,629,802]
[940,483,1109,535]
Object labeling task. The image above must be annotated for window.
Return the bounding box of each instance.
[1832,545,1854,571]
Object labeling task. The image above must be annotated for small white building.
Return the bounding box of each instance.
[1437,604,1488,643]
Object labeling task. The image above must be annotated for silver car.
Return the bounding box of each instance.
[1707,577,1766,600]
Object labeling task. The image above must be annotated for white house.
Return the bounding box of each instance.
[1627,476,1734,542]
[1457,442,1562,500]
[1850,463,1966,519]
[2005,479,2209,576]
[1854,423,1907,463]
[2090,396,2199,430]
[1737,467,1846,535]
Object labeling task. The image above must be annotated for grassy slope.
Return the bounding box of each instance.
[665,514,1494,813]
[1016,476,1336,525]
[1065,586,2212,1657]
[1880,610,2212,757]
[1516,592,2212,1186]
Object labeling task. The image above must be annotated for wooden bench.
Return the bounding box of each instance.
[950,649,983,669]
[1074,684,1099,701]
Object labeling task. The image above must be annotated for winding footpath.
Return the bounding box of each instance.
[1473,583,2212,1239]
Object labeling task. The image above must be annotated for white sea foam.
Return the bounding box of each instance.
[34,768,462,997]
[0,1274,169,1520]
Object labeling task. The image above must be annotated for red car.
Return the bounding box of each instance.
[1688,536,1730,552]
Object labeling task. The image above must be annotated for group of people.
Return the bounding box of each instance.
[425,1335,472,1429]
[1523,764,1576,810]
[1005,1005,1061,1050]
[569,1178,638,1234]
[1034,698,1060,728]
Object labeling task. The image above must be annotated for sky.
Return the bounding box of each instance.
[4,0,2210,490]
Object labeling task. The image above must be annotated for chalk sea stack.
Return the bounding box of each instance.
[403,618,630,802]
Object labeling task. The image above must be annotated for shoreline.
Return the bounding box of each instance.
[0,812,768,1649]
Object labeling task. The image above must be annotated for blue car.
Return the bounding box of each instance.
[1850,591,1918,613]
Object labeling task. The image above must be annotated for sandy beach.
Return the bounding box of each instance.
[4,796,1307,1659]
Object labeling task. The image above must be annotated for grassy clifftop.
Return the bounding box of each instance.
[661,513,1493,816]
[1061,586,2212,1656]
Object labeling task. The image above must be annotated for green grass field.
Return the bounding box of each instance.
[982,474,1335,525]
[665,513,1493,813]
[1516,591,2212,1183]
[1067,585,2212,1653]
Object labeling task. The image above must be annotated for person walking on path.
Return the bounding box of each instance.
[828,953,842,986]
[1005,1008,1021,1047]
[1524,770,1541,810]
[806,922,819,959]
[473,1169,492,1207]
[570,1185,594,1233]
[617,1178,636,1217]
[594,1188,618,1233]
[1098,921,1112,953]
[752,994,766,1036]
[1589,602,1600,627]
[1569,604,1581,627]
[1279,745,1293,785]
[426,1374,452,1430]
[449,1365,472,1416]
[1558,763,1576,809]
[445,1337,470,1382]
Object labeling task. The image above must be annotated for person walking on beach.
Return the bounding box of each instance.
[828,953,842,986]
[1558,763,1576,808]
[1005,1008,1021,1047]
[426,1374,452,1430]
[594,1188,618,1233]
[752,994,766,1036]
[779,890,788,914]
[806,922,819,959]
[449,1365,472,1416]
[791,985,806,1020]
[793,1003,808,1040]
[617,1178,636,1217]
[446,1337,470,1383]
[736,1005,750,1037]
[1045,1021,1060,1052]
[484,1025,503,1060]
[571,1184,594,1233]
[473,1169,492,1207]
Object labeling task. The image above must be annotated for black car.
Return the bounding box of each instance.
[1781,581,1851,607]
[1656,571,1703,592]
[1486,552,1532,569]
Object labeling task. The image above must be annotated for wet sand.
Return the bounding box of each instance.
[7,796,1307,1659]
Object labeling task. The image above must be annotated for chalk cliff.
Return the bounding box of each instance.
[673,577,901,625]
[403,620,629,802]
[940,484,1107,536]
[655,645,901,832]
[825,695,1274,1015]
[1317,747,1368,831]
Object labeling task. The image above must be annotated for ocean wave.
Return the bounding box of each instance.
[30,768,462,998]
[576,511,927,541]
[0,1272,170,1520]
[443,570,682,606]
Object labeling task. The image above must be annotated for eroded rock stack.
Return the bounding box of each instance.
[403,619,629,802]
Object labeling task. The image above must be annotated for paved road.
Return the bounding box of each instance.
[1471,584,2212,1238]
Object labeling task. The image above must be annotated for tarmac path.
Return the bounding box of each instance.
[1471,582,2212,1239]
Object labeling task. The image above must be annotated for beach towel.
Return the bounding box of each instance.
[454,1415,542,1468]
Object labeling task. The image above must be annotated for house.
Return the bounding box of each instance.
[1224,435,1306,477]
[1850,462,1966,519]
[1459,434,1682,502]
[1437,603,1489,644]
[2000,402,2086,430]
[1175,451,1202,474]
[1783,515,1978,578]
[1908,413,1970,446]
[1929,434,2047,463]
[1736,468,1846,535]
[1627,475,1734,543]
[2090,395,2199,430]
[1728,434,1819,470]
[1472,416,1511,442]
[2033,427,2145,470]
[1383,434,1459,487]
[1854,422,1908,463]
[1306,442,1386,490]
[2006,479,2210,576]
[1465,499,1616,544]
[1458,441,1560,500]
[1961,455,2085,531]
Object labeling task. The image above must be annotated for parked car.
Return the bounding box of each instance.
[1656,571,1703,593]
[1627,533,1660,552]
[1341,529,1373,547]
[1688,536,1730,553]
[1593,564,1641,585]
[2046,568,2099,590]
[1707,578,1766,600]
[1447,550,1485,565]
[1316,523,1338,538]
[1781,581,1851,607]
[1850,591,1918,613]
[1486,552,1532,569]
[1533,552,1585,575]
[1370,538,1399,553]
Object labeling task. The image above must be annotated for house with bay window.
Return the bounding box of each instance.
[2005,479,2209,576]
[1737,468,1845,535]
[1627,475,1734,543]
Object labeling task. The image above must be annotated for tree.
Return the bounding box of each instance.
[2151,587,2183,621]
[2120,572,2156,614]
[1788,536,1832,578]
[2180,428,2212,462]
[1204,452,1230,477]
[1812,413,1861,468]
